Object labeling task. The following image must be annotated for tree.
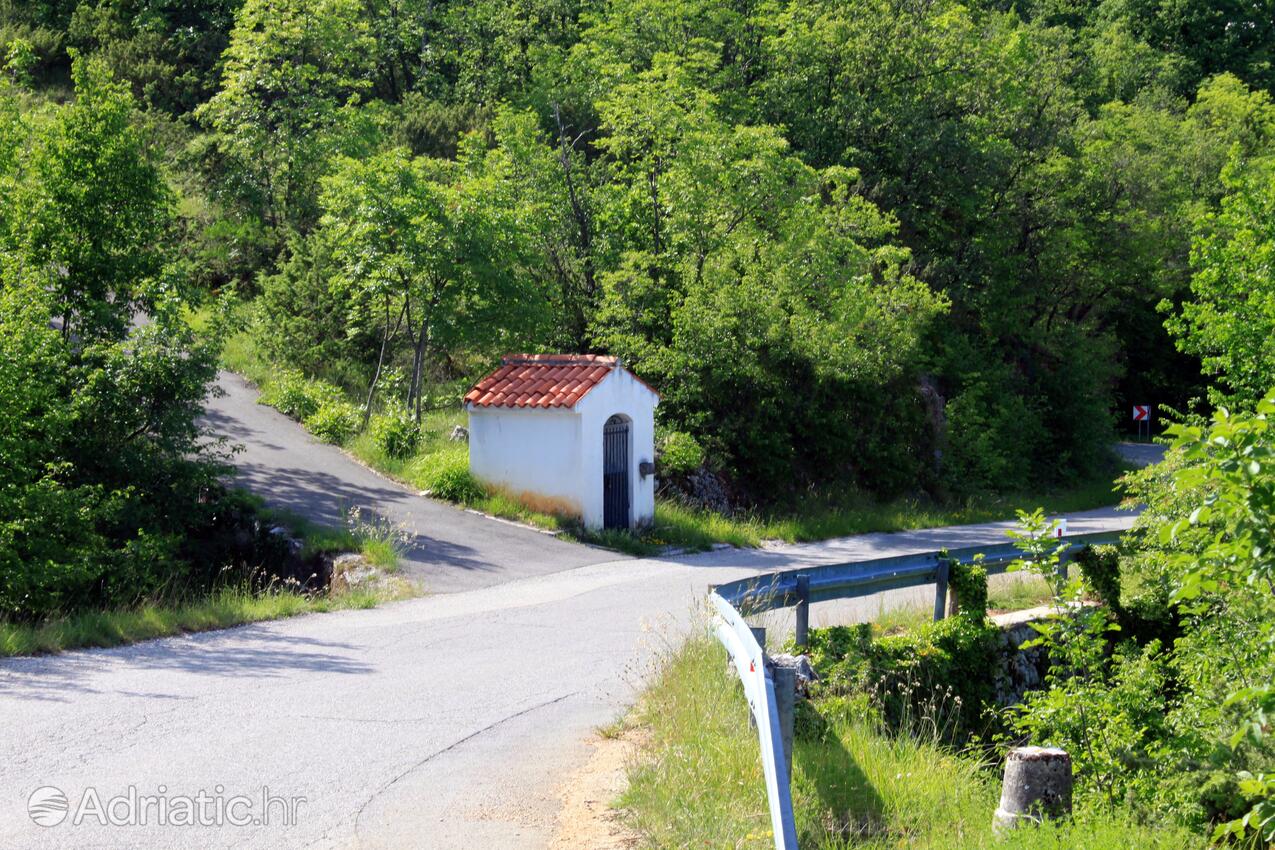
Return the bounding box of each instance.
[1167,155,1275,406]
[196,0,376,235]
[0,61,228,620]
[591,53,948,492]
[318,142,551,421]
[11,54,173,343]
[487,106,602,350]
[66,0,241,113]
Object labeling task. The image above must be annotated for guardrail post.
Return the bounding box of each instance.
[794,575,810,648]
[933,558,951,622]
[772,662,797,779]
[751,626,766,651]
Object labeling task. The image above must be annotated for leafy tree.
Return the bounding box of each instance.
[1167,155,1275,406]
[196,0,376,235]
[318,141,552,420]
[591,53,947,492]
[486,106,602,349]
[67,0,241,113]
[0,61,234,620]
[10,54,174,343]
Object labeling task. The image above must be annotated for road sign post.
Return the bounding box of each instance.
[1132,404,1151,442]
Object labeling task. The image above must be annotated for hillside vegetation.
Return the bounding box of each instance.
[7,0,1275,516]
[2,5,1275,621]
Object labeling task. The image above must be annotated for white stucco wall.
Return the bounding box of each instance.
[465,367,658,530]
[467,407,585,517]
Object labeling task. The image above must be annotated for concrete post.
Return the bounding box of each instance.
[794,575,810,648]
[993,746,1073,833]
[772,662,798,779]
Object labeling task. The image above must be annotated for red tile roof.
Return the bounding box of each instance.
[465,354,649,409]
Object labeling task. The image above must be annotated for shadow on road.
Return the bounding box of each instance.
[0,629,373,703]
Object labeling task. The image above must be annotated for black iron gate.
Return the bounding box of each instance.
[603,415,630,529]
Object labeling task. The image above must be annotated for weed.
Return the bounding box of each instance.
[345,506,412,571]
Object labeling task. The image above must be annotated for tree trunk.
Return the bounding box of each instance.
[408,311,431,424]
[362,296,406,427]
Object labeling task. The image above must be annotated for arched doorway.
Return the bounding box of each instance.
[603,414,630,529]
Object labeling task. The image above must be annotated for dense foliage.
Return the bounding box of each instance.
[5,0,1269,505]
[0,58,281,621]
[991,397,1275,840]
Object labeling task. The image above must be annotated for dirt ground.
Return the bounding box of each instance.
[549,726,645,850]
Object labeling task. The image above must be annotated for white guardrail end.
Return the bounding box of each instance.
[712,592,800,850]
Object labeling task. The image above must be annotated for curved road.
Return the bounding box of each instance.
[0,375,1142,850]
[204,372,620,593]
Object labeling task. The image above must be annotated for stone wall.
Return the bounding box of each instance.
[990,606,1054,707]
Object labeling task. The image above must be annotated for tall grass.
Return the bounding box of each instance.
[619,636,1205,850]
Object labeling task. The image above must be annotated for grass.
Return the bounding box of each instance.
[210,309,1130,556]
[619,635,1205,850]
[987,573,1055,614]
[645,471,1126,550]
[0,580,412,657]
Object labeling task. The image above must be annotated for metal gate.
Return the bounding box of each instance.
[603,415,630,530]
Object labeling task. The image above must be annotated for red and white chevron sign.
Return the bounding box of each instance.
[1132,404,1150,422]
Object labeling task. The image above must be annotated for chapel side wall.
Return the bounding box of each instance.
[467,407,586,518]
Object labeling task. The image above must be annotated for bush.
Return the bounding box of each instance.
[1009,638,1170,807]
[262,372,357,445]
[304,400,361,444]
[941,376,1042,495]
[421,456,487,503]
[948,559,988,619]
[369,406,420,459]
[807,615,1000,742]
[1075,543,1122,611]
[263,371,321,420]
[657,429,705,477]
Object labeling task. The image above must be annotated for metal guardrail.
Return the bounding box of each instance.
[708,529,1123,850]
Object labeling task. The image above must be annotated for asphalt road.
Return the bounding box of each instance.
[201,372,619,593]
[0,507,1135,850]
[0,374,1142,849]
[1115,440,1167,468]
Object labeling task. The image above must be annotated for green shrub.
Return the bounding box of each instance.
[263,372,359,445]
[1074,543,1122,612]
[948,559,988,619]
[1009,638,1170,808]
[304,400,360,444]
[658,430,705,476]
[421,456,487,503]
[369,406,420,459]
[263,371,321,420]
[807,615,1000,742]
[941,377,1042,495]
